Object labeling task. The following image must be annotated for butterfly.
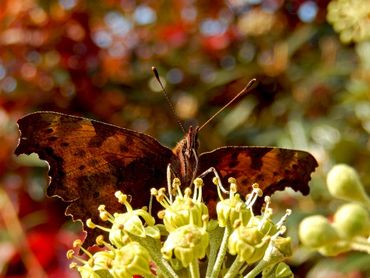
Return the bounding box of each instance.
[15,111,318,247]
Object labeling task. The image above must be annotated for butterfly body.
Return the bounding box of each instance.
[170,125,200,188]
[15,111,318,247]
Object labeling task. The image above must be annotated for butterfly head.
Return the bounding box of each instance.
[184,126,199,158]
[172,126,200,186]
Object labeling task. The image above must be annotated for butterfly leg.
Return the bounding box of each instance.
[148,192,154,215]
[167,163,179,203]
[190,148,199,188]
[197,167,229,194]
[147,164,173,214]
[167,164,172,203]
[148,164,174,214]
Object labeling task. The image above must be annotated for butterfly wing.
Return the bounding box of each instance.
[15,112,175,247]
[197,146,318,212]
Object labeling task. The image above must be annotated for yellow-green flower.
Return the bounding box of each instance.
[111,242,153,277]
[228,225,271,264]
[161,224,209,267]
[67,248,114,278]
[162,194,208,232]
[92,250,115,272]
[156,178,209,232]
[217,179,251,228]
[95,192,158,247]
[76,264,110,278]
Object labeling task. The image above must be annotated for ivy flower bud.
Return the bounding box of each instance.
[109,214,141,248]
[327,164,370,205]
[163,195,208,232]
[333,203,370,239]
[248,213,278,237]
[161,224,209,267]
[217,193,251,227]
[299,215,340,248]
[228,226,270,264]
[262,262,294,278]
[272,236,292,258]
[70,249,114,278]
[111,242,153,278]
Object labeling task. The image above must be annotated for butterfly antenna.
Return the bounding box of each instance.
[152,67,185,133]
[198,78,257,131]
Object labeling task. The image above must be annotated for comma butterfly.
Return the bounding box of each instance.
[15,108,318,247]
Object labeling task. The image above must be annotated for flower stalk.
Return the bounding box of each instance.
[209,225,231,278]
[189,258,200,278]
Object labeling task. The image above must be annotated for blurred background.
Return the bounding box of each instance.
[0,0,370,277]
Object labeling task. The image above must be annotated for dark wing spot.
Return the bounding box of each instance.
[277,150,295,164]
[230,151,238,161]
[61,142,70,147]
[46,128,53,134]
[43,147,64,165]
[247,148,271,170]
[228,160,239,168]
[88,121,117,148]
[120,144,129,153]
[88,136,105,148]
[48,136,58,142]
[240,178,249,186]
[79,165,86,170]
[256,173,265,182]
[44,147,56,158]
[125,136,134,145]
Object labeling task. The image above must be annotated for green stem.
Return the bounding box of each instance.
[243,259,271,278]
[209,226,231,278]
[224,255,246,278]
[131,235,178,278]
[244,244,285,278]
[189,258,200,278]
[205,226,224,277]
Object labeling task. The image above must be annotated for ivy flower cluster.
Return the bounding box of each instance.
[67,175,294,278]
[327,0,370,43]
[299,164,370,256]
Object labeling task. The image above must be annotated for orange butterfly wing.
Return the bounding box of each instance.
[15,112,319,246]
[198,146,318,212]
[15,112,175,247]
